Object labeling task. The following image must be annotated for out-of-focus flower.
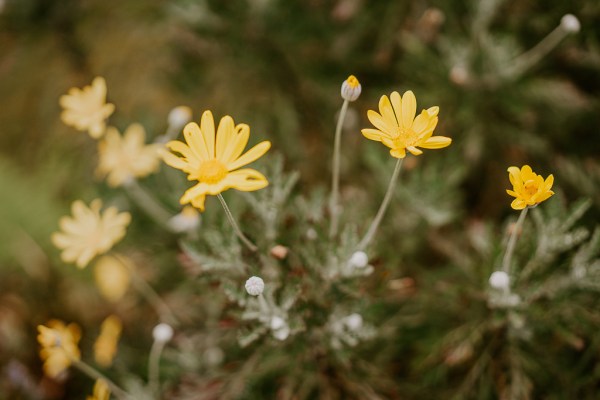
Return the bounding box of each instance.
[37,320,81,378]
[168,106,193,130]
[489,271,510,290]
[161,110,270,211]
[51,200,131,268]
[362,91,451,158]
[59,77,115,139]
[168,206,200,233]
[560,14,580,33]
[94,315,122,367]
[97,124,161,187]
[245,276,264,296]
[152,323,174,343]
[343,313,363,331]
[349,251,368,268]
[506,165,554,210]
[86,379,110,400]
[341,75,361,102]
[94,254,131,302]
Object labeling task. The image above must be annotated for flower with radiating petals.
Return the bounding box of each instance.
[60,77,115,139]
[94,254,131,302]
[506,165,554,210]
[361,91,451,158]
[97,123,161,187]
[37,320,81,378]
[87,379,110,400]
[161,110,271,211]
[51,199,131,268]
[94,315,122,367]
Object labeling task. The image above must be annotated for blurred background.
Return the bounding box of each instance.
[1,0,600,399]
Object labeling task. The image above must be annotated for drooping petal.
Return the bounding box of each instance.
[511,199,526,210]
[407,146,423,156]
[222,169,269,192]
[226,141,271,171]
[390,147,406,158]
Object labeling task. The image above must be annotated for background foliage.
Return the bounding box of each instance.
[1,0,600,399]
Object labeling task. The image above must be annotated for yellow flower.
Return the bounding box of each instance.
[97,124,161,187]
[51,199,131,268]
[161,110,271,211]
[87,379,111,400]
[60,77,115,139]
[94,254,131,302]
[506,165,554,210]
[361,90,452,158]
[94,315,122,367]
[37,320,81,378]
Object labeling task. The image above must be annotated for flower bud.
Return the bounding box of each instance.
[168,106,193,129]
[245,276,264,296]
[344,313,363,331]
[270,316,285,330]
[489,271,510,290]
[152,323,174,343]
[341,75,361,102]
[349,251,368,268]
[168,206,200,233]
[560,14,580,33]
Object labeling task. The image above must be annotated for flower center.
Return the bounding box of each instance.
[392,127,417,148]
[523,180,538,197]
[198,160,228,184]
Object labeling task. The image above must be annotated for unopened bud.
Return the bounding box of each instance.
[168,106,193,129]
[349,251,368,268]
[152,323,174,343]
[489,271,510,290]
[560,14,580,33]
[341,75,361,102]
[245,276,264,296]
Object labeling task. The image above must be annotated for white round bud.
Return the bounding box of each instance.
[341,75,361,102]
[349,251,368,269]
[489,271,510,290]
[245,276,264,296]
[344,313,363,331]
[168,106,193,129]
[152,323,174,343]
[270,316,285,330]
[272,325,290,341]
[561,14,580,33]
[168,206,200,233]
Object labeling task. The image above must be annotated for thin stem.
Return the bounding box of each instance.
[329,99,350,238]
[112,254,179,326]
[148,339,167,395]
[217,194,258,252]
[356,158,404,251]
[124,180,173,229]
[501,207,529,275]
[72,359,132,400]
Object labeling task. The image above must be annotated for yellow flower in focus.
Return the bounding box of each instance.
[87,379,111,400]
[51,199,131,269]
[97,124,161,187]
[161,110,271,211]
[506,165,554,210]
[37,320,81,378]
[94,315,122,367]
[361,91,452,158]
[94,254,131,302]
[60,77,115,139]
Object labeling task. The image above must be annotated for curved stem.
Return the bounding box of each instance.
[329,99,350,238]
[501,207,529,275]
[148,339,167,395]
[356,158,404,251]
[217,194,258,252]
[72,359,132,400]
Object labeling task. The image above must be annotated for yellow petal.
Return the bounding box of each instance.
[183,123,210,161]
[411,110,430,134]
[407,146,423,156]
[215,116,235,161]
[419,136,452,149]
[378,94,398,133]
[390,147,406,158]
[221,124,250,164]
[222,169,269,192]
[511,199,526,210]
[159,148,190,171]
[401,90,416,130]
[389,91,403,126]
[367,110,394,137]
[226,141,271,171]
[190,194,206,211]
[200,111,216,159]
[361,128,386,142]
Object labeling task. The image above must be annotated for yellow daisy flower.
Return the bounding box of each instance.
[506,165,554,210]
[60,77,115,139]
[87,379,111,400]
[51,199,131,269]
[94,315,122,367]
[37,320,81,378]
[94,254,131,302]
[361,90,452,158]
[97,123,161,187]
[161,110,271,211]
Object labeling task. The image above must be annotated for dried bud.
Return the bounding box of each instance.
[270,245,289,260]
[489,271,510,290]
[152,323,174,343]
[245,276,264,296]
[560,14,580,33]
[341,75,361,102]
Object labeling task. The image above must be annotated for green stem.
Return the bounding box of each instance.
[356,158,404,251]
[148,339,167,395]
[217,194,258,252]
[72,359,132,400]
[124,180,173,229]
[329,99,350,238]
[501,207,529,275]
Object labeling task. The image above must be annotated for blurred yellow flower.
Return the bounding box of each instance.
[97,124,161,187]
[506,165,554,210]
[94,254,131,302]
[94,315,122,367]
[51,199,131,268]
[37,320,81,378]
[87,379,111,400]
[361,91,451,158]
[161,110,271,211]
[60,77,115,139]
